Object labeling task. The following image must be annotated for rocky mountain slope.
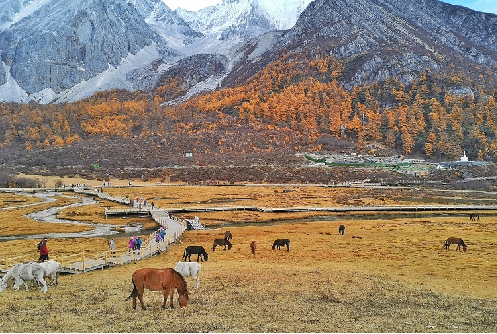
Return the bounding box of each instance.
[224,0,497,89]
[1,0,495,104]
[0,0,312,103]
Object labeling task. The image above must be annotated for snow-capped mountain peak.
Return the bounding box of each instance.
[175,0,314,40]
[0,0,315,103]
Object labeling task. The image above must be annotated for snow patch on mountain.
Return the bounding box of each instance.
[0,62,29,102]
[256,0,314,30]
[0,0,51,30]
[246,31,284,61]
[54,43,162,103]
[167,73,226,105]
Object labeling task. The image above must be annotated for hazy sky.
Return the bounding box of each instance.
[161,0,497,14]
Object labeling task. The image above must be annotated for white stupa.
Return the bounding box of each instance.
[460,151,468,162]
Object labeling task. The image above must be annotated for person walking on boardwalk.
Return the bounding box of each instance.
[136,237,142,255]
[128,237,135,254]
[159,226,166,241]
[38,238,49,261]
[109,238,116,255]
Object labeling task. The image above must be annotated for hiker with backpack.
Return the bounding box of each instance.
[135,237,143,255]
[38,238,49,262]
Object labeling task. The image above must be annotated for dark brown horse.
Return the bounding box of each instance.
[183,246,208,262]
[250,241,257,255]
[213,238,232,251]
[445,237,467,252]
[224,231,233,241]
[272,239,290,251]
[126,268,189,310]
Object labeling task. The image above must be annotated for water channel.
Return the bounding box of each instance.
[2,191,496,242]
[0,192,143,242]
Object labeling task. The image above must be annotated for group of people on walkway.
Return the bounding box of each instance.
[128,236,143,254]
[119,194,155,210]
[155,226,167,243]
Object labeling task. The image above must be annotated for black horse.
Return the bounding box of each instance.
[272,239,290,251]
[338,225,345,235]
[213,238,232,251]
[183,246,209,262]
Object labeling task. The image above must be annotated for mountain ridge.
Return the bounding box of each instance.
[0,0,495,104]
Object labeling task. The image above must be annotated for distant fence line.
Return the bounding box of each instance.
[0,186,188,274]
[0,226,186,274]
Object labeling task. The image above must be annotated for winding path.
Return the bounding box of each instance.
[56,187,187,273]
[0,188,187,274]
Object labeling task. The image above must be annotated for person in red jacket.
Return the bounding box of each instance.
[38,238,49,262]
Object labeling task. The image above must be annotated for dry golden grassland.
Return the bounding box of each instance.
[0,185,496,332]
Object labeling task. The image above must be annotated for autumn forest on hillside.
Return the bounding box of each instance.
[1,52,496,164]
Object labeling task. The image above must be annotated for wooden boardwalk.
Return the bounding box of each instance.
[59,191,187,273]
[0,188,187,274]
[126,204,497,213]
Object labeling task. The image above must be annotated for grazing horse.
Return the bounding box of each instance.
[213,238,232,251]
[250,241,257,255]
[272,239,290,251]
[0,262,47,293]
[469,213,480,221]
[183,246,209,262]
[445,237,467,252]
[338,225,345,235]
[174,262,201,289]
[224,231,233,241]
[37,260,61,286]
[126,268,189,310]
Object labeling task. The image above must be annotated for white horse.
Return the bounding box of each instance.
[175,261,201,289]
[0,262,47,293]
[38,260,61,286]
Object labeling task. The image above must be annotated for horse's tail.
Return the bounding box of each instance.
[182,249,187,261]
[125,278,137,301]
[212,240,217,251]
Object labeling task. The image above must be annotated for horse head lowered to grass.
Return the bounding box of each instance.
[212,238,232,251]
[445,237,467,252]
[126,268,189,310]
[183,246,208,262]
[0,262,47,293]
[272,239,290,251]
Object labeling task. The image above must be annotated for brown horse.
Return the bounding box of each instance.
[126,268,189,310]
[224,231,233,240]
[250,241,257,255]
[213,238,232,251]
[445,237,467,252]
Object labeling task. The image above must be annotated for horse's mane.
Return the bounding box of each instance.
[173,269,188,292]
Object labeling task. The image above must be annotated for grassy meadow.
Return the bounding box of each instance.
[0,184,496,332]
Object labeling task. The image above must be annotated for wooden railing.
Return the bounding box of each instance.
[0,227,187,273]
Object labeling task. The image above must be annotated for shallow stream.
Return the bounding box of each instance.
[0,192,143,242]
[2,191,496,242]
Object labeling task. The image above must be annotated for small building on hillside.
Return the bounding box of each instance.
[436,151,489,169]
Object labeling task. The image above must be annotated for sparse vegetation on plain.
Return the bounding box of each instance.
[0,184,497,332]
